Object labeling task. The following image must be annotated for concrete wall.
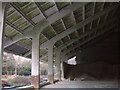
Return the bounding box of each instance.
[63,32,120,80]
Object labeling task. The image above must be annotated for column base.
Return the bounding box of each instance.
[31,75,40,88]
[56,74,61,81]
[48,75,54,84]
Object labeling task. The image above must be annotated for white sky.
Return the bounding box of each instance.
[4,52,47,65]
[68,56,76,65]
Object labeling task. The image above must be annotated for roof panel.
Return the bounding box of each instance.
[19,2,36,14]
[12,18,31,31]
[40,34,48,45]
[7,11,22,23]
[106,9,115,21]
[73,7,83,23]
[18,21,30,30]
[62,48,68,53]
[44,5,58,17]
[99,14,106,25]
[13,18,25,26]
[85,2,94,19]
[61,36,70,43]
[94,2,104,14]
[16,2,40,20]
[55,40,63,47]
[69,32,78,39]
[73,40,80,46]
[90,31,96,37]
[104,2,111,9]
[84,34,90,40]
[77,27,84,36]
[56,2,70,10]
[32,14,45,23]
[14,2,30,8]
[67,44,73,49]
[85,22,91,32]
[26,8,40,19]
[42,26,56,39]
[51,19,65,34]
[62,13,76,29]
[92,18,99,29]
[4,43,30,56]
[5,26,19,38]
[16,38,32,49]
[7,6,15,16]
[40,2,55,11]
[40,49,47,55]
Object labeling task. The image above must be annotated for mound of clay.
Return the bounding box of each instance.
[75,74,96,81]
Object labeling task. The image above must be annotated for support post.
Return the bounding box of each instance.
[61,61,64,80]
[55,50,61,80]
[0,2,6,89]
[31,35,40,88]
[48,43,54,83]
[61,55,68,80]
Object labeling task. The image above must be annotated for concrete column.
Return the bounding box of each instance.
[61,61,64,80]
[48,44,54,83]
[0,2,6,89]
[55,50,61,80]
[31,35,40,88]
[60,55,68,80]
[61,55,68,80]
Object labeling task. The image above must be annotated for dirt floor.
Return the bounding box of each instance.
[42,79,119,88]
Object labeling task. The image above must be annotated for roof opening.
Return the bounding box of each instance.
[67,56,76,65]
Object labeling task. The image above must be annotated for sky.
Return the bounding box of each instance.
[68,56,76,65]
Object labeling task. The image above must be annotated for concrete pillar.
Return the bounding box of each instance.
[55,50,61,80]
[61,55,68,80]
[61,61,64,80]
[31,35,40,88]
[60,55,68,80]
[48,44,54,83]
[0,2,6,89]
